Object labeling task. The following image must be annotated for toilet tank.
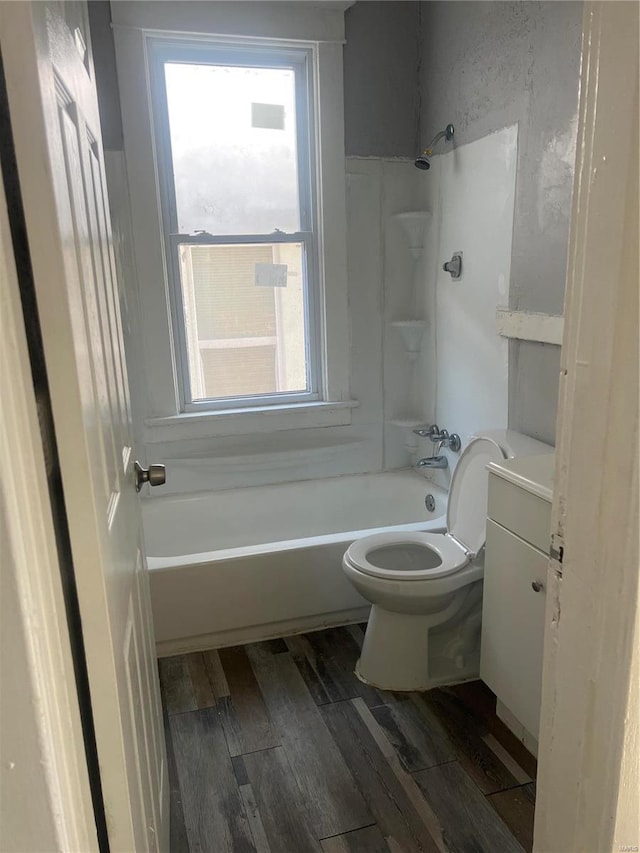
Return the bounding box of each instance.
[472,429,554,459]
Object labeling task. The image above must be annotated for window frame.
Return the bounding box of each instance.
[111,2,352,439]
[147,39,322,412]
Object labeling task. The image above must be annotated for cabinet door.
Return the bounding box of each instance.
[480,519,548,739]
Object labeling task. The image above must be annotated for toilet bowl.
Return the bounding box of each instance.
[342,429,552,691]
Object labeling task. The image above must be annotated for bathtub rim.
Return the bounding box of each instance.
[147,516,447,572]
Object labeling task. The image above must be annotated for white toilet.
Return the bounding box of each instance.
[342,429,552,692]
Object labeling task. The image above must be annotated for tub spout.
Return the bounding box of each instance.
[415,455,448,470]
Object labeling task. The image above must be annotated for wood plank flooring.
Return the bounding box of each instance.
[160,625,536,853]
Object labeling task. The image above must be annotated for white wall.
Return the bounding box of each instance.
[108,135,520,497]
[97,6,527,501]
[414,125,518,485]
[347,158,433,472]
[93,0,436,497]
[107,154,425,496]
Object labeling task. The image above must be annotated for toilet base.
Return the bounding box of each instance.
[356,591,482,692]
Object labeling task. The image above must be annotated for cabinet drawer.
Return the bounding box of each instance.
[487,473,551,553]
[480,520,548,739]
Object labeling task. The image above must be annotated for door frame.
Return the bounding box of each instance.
[0,152,98,850]
[534,2,639,850]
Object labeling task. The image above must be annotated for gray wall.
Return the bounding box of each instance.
[90,0,423,158]
[419,1,583,443]
[343,1,420,157]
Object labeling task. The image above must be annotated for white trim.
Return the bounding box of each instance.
[315,39,350,401]
[197,337,278,350]
[113,24,178,417]
[0,155,98,852]
[496,308,564,346]
[144,398,359,442]
[147,38,321,411]
[156,608,370,658]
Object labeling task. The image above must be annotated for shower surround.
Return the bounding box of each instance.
[413,124,518,490]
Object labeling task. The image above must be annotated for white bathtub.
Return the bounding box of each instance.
[143,470,447,655]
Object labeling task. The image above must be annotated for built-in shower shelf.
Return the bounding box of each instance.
[392,210,432,259]
[389,419,429,452]
[391,320,427,361]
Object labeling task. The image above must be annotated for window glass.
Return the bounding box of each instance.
[164,62,301,235]
[178,242,308,401]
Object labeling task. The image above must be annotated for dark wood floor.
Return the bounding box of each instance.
[160,624,537,853]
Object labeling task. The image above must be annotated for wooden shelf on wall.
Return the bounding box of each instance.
[496,309,564,346]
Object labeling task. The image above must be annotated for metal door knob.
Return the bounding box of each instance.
[531,580,544,593]
[134,460,166,492]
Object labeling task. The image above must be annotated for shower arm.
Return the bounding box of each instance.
[419,123,455,157]
[421,130,447,157]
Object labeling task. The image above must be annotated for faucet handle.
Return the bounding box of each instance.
[435,431,462,453]
[412,423,439,438]
[448,433,462,452]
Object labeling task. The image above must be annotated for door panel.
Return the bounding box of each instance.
[0,3,168,850]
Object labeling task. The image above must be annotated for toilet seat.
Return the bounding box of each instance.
[344,437,506,583]
[344,530,469,581]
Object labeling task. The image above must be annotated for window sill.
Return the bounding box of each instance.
[143,399,359,442]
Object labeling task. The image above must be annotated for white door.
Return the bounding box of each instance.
[0,3,168,851]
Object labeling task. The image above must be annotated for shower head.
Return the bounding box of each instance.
[414,123,454,170]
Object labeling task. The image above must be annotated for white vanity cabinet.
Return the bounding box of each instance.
[480,453,555,752]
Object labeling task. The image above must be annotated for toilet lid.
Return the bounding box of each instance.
[446,437,505,555]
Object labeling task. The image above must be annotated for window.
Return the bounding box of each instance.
[112,2,351,438]
[149,41,320,411]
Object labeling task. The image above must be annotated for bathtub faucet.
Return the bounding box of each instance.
[415,455,449,470]
[413,425,462,453]
[433,430,462,453]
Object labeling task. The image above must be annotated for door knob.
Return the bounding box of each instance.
[134,460,166,492]
[531,580,544,593]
